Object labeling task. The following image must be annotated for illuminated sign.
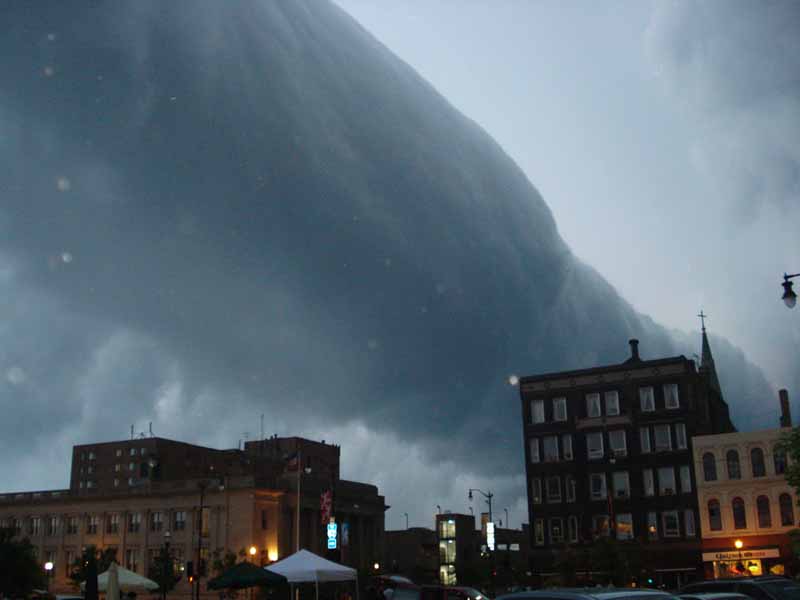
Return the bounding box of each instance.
[327,520,338,550]
[486,522,495,551]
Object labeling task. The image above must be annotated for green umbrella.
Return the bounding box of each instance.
[207,562,288,590]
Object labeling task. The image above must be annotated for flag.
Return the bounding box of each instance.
[284,452,299,472]
[320,489,333,524]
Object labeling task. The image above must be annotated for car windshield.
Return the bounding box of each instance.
[759,583,800,600]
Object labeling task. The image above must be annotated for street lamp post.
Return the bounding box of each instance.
[436,505,441,516]
[161,531,172,600]
[404,513,409,529]
[44,561,53,592]
[782,273,799,308]
[467,489,493,523]
[735,539,744,573]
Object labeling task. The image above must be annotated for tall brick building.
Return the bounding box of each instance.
[0,435,386,595]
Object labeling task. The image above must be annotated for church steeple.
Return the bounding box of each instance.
[698,310,723,397]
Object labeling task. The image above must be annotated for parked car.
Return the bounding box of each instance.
[496,588,679,600]
[679,592,751,600]
[391,585,492,600]
[680,577,800,600]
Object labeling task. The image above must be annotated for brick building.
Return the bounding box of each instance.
[517,334,735,588]
[0,435,386,596]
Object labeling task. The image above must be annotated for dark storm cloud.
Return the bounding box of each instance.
[0,0,775,518]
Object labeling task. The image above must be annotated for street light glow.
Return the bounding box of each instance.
[44,561,54,571]
[735,539,743,549]
[249,545,257,556]
[373,562,380,571]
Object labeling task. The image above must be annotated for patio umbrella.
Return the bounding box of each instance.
[106,562,121,600]
[207,562,288,590]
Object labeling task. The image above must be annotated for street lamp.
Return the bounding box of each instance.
[782,273,798,308]
[44,561,53,591]
[404,512,409,529]
[436,504,441,515]
[249,546,258,561]
[734,539,744,574]
[468,488,494,523]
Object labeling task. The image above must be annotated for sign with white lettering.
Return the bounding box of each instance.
[486,522,495,551]
[327,521,338,550]
[702,548,780,561]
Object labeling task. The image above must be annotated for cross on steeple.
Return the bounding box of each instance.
[698,310,708,332]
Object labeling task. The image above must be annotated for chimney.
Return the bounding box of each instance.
[780,389,792,427]
[629,339,640,362]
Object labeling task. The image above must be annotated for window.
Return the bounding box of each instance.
[703,452,718,481]
[561,434,573,460]
[86,480,95,489]
[174,511,186,531]
[609,430,627,457]
[67,516,78,535]
[129,462,135,471]
[662,511,680,537]
[261,509,269,530]
[116,449,122,457]
[439,540,455,563]
[727,450,741,480]
[128,477,135,486]
[534,519,544,546]
[612,471,630,499]
[87,515,99,534]
[529,438,540,463]
[675,423,687,449]
[654,424,672,451]
[685,510,696,537]
[150,511,163,532]
[757,495,772,528]
[65,550,75,576]
[616,513,633,540]
[647,512,658,539]
[639,427,651,453]
[780,493,795,526]
[47,516,59,536]
[107,514,119,534]
[546,476,561,503]
[775,448,787,475]
[567,515,579,543]
[658,466,676,495]
[605,391,620,416]
[87,466,93,474]
[553,397,567,422]
[592,515,610,537]
[664,383,680,408]
[639,386,655,412]
[732,497,747,529]
[589,473,607,500]
[549,518,564,543]
[751,447,766,477]
[201,507,210,536]
[531,400,545,424]
[566,475,576,503]
[140,447,147,456]
[130,448,137,456]
[125,548,139,572]
[438,519,455,539]
[13,518,22,536]
[128,512,141,533]
[88,451,96,460]
[587,432,604,459]
[531,478,542,504]
[708,499,723,531]
[543,436,559,462]
[680,465,692,493]
[586,392,601,417]
[643,468,655,496]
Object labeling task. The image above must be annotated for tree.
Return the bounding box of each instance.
[147,545,181,596]
[211,548,240,577]
[778,430,800,492]
[0,528,45,597]
[69,545,118,589]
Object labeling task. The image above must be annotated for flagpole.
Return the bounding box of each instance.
[296,449,302,552]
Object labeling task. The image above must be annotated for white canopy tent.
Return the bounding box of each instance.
[80,563,159,593]
[265,550,358,600]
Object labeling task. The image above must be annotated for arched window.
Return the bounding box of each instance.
[732,497,747,529]
[775,448,787,475]
[727,450,741,480]
[757,495,772,528]
[780,493,795,526]
[751,448,766,477]
[703,453,717,481]
[708,499,722,531]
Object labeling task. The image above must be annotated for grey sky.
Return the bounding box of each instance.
[0,1,796,533]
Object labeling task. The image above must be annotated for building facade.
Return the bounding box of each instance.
[517,336,735,588]
[0,435,386,596]
[693,392,798,579]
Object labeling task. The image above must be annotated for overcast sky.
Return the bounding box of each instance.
[0,1,797,535]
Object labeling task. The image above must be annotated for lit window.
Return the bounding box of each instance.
[639,427,651,453]
[679,465,692,493]
[586,432,604,460]
[567,515,579,543]
[116,449,122,457]
[88,451,96,460]
[531,479,542,504]
[586,393,601,418]
[531,400,545,424]
[658,466,675,495]
[543,436,559,462]
[664,383,680,409]
[529,438,540,463]
[561,434,573,460]
[639,387,655,412]
[609,430,627,457]
[612,471,630,499]
[654,424,672,451]
[86,481,94,488]
[675,423,687,449]
[549,518,564,543]
[643,468,655,497]
[589,473,607,500]
[647,512,658,539]
[553,397,567,422]
[684,509,696,537]
[592,515,610,538]
[605,391,620,416]
[115,464,121,472]
[616,513,633,540]
[662,511,680,537]
[130,448,137,456]
[546,476,561,503]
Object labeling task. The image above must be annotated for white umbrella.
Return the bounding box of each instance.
[81,565,159,593]
[107,562,121,600]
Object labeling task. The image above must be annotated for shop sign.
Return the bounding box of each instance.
[702,548,780,561]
